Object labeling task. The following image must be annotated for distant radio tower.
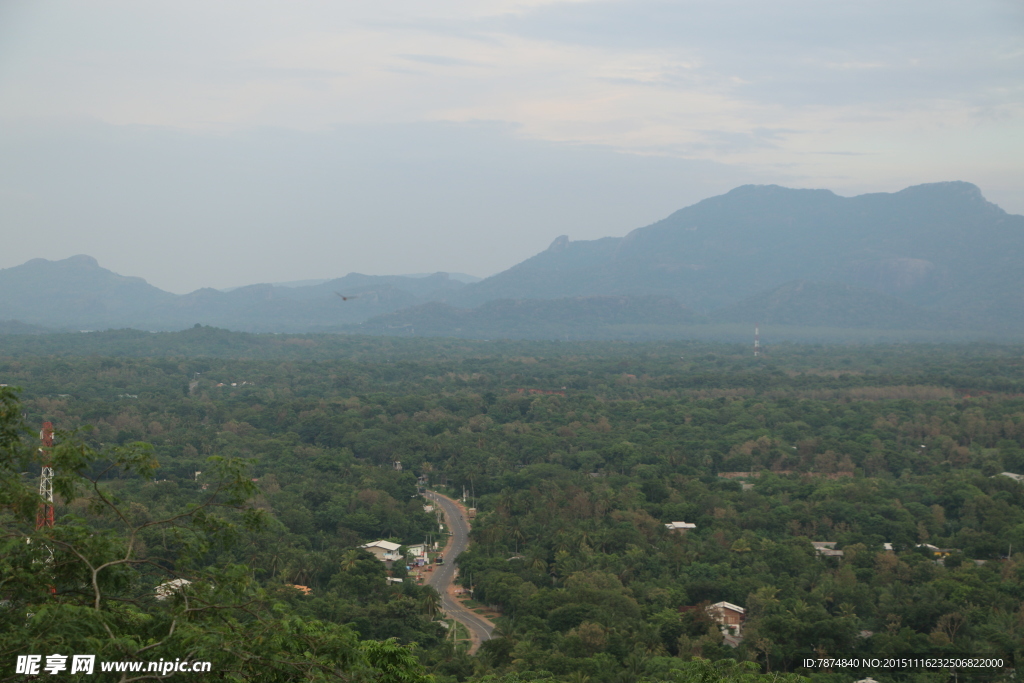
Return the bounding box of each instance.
[36,422,56,595]
[754,324,761,357]
[36,422,55,530]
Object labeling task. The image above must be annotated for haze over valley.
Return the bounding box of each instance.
[3,3,1024,681]
[3,181,1021,341]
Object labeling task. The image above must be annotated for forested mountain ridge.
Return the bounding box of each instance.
[0,254,175,330]
[452,181,1024,328]
[707,280,961,330]
[3,181,1022,337]
[0,256,469,332]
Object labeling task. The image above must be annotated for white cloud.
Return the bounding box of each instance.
[2,0,1020,163]
[0,0,1021,292]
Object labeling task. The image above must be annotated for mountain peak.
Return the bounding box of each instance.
[547,235,570,252]
[65,254,101,267]
[17,254,101,269]
[894,181,998,207]
[854,180,1006,216]
[455,180,1024,330]
[722,184,837,198]
[898,180,980,195]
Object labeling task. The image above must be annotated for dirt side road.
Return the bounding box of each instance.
[422,491,495,654]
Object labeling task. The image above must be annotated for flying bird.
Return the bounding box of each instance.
[335,292,359,301]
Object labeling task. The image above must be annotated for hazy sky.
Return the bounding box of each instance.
[1,0,1021,293]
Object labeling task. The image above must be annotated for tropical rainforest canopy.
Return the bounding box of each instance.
[2,329,1023,682]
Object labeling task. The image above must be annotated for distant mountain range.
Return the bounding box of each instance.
[3,181,1022,340]
[0,259,472,332]
[219,272,481,292]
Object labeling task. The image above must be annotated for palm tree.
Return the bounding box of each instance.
[526,548,548,573]
[339,549,361,572]
[575,529,592,553]
[623,650,649,680]
[503,518,526,554]
[263,544,285,579]
[282,559,310,586]
[497,488,515,518]
[552,533,573,555]
[419,586,442,620]
[492,616,522,645]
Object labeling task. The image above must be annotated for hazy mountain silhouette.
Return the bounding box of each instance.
[2,181,1021,337]
[0,257,469,332]
[0,255,174,330]
[452,181,1024,329]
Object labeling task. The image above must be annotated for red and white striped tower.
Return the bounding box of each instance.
[36,422,54,530]
[754,324,761,357]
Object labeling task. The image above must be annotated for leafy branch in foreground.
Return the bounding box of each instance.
[0,387,433,683]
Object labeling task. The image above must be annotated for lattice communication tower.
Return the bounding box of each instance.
[36,421,54,530]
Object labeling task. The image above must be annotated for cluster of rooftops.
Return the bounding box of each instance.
[668,527,963,561]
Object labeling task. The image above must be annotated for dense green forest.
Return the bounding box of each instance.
[3,330,1024,682]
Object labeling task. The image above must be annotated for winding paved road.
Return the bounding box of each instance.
[422,491,494,653]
